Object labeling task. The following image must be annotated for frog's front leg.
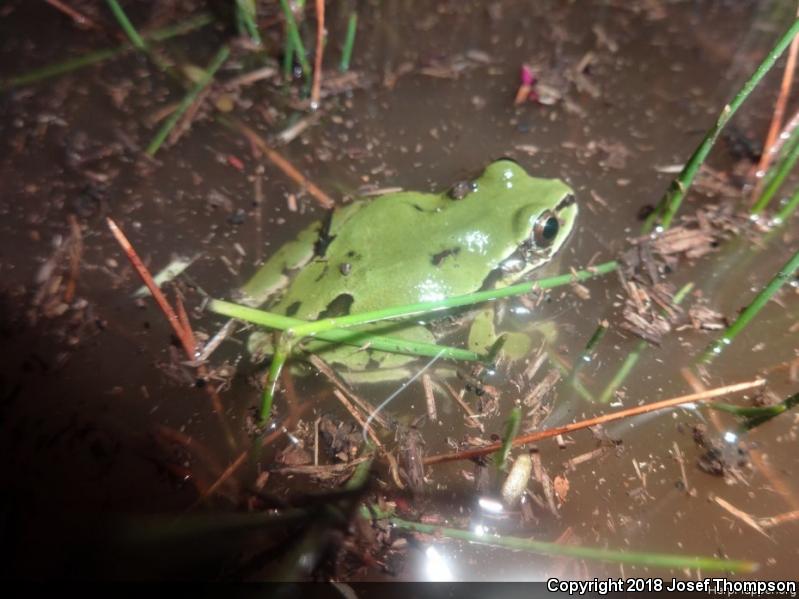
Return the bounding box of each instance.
[237,220,322,307]
[468,308,532,361]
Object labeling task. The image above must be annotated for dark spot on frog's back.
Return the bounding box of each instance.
[285,301,302,317]
[320,294,354,318]
[431,247,461,266]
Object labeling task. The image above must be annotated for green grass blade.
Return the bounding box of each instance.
[362,507,756,572]
[106,0,147,50]
[208,300,482,362]
[339,12,358,72]
[701,249,799,363]
[291,261,619,337]
[643,18,799,232]
[2,13,213,90]
[569,319,608,382]
[279,0,311,79]
[235,0,262,45]
[711,391,799,431]
[145,45,230,156]
[494,407,521,470]
[751,132,799,214]
[775,185,799,223]
[261,335,292,421]
[599,282,694,403]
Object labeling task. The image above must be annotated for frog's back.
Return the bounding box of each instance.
[272,175,563,319]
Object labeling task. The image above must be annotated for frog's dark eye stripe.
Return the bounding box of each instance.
[533,210,560,247]
[555,193,576,212]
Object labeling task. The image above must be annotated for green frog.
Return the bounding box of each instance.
[237,159,578,380]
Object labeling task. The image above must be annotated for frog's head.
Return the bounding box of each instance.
[477,159,578,276]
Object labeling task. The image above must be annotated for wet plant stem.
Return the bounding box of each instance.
[310,0,325,109]
[363,507,756,572]
[225,260,618,421]
[2,13,213,90]
[751,127,799,214]
[279,0,311,80]
[643,18,799,232]
[208,300,482,362]
[749,4,799,205]
[599,282,694,403]
[712,390,799,431]
[700,249,799,363]
[339,12,358,72]
[146,45,230,156]
[569,319,608,382]
[494,407,521,470]
[290,261,619,338]
[106,0,146,49]
[235,0,261,45]
[548,350,596,403]
[424,378,765,465]
[776,185,799,223]
[261,337,293,421]
[105,0,171,72]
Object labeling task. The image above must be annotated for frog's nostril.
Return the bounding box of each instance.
[555,194,577,211]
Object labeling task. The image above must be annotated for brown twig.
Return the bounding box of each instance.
[107,218,232,421]
[194,399,311,505]
[309,355,389,429]
[712,495,771,539]
[45,0,100,30]
[64,214,83,303]
[423,379,766,466]
[333,389,383,450]
[672,441,692,496]
[759,509,799,529]
[438,379,484,432]
[107,217,195,357]
[749,4,799,204]
[310,0,325,109]
[174,290,196,353]
[422,374,437,422]
[223,117,335,209]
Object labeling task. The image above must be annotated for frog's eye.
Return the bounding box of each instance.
[533,210,559,247]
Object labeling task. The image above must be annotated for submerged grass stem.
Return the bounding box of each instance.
[643,18,799,232]
[2,13,214,89]
[279,0,311,80]
[751,129,799,214]
[145,45,230,156]
[364,507,756,572]
[701,249,799,363]
[599,282,694,403]
[339,12,358,72]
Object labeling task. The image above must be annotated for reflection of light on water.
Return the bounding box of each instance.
[424,546,454,581]
[478,497,504,514]
[723,431,738,444]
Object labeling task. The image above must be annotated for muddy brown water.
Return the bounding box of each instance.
[1,0,798,582]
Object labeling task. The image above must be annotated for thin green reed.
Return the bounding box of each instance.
[701,249,799,363]
[643,18,799,233]
[340,12,358,72]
